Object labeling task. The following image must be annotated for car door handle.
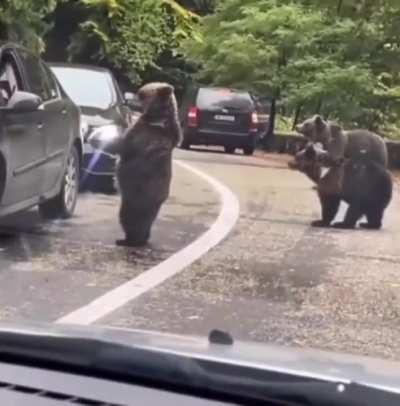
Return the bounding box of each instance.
[61,109,67,115]
[37,122,43,129]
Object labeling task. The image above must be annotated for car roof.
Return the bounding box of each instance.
[0,42,30,54]
[48,62,112,74]
[198,86,249,94]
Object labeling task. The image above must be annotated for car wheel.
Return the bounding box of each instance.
[180,138,191,150]
[243,146,255,156]
[39,146,80,219]
[225,146,235,154]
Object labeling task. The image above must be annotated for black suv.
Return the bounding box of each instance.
[180,87,271,155]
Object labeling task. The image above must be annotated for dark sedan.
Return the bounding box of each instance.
[50,63,134,192]
[0,43,82,219]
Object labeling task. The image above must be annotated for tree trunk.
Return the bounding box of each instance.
[262,98,276,151]
[337,0,343,15]
[292,104,302,130]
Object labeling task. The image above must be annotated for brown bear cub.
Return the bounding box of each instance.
[295,115,388,169]
[91,82,182,246]
[289,143,393,229]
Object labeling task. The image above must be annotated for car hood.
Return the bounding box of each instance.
[80,105,123,128]
[0,321,399,394]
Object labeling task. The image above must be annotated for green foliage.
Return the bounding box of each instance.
[3,0,399,138]
[183,0,400,136]
[0,0,58,53]
[68,0,200,83]
[275,116,294,133]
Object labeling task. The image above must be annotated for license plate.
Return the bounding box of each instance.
[214,114,235,122]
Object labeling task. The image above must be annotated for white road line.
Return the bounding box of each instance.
[56,159,240,325]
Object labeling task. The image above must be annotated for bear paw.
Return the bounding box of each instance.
[359,222,381,230]
[332,222,355,229]
[116,239,148,247]
[311,220,331,228]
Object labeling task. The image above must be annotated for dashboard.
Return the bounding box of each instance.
[0,361,234,406]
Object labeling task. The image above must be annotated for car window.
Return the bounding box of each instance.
[40,62,59,99]
[110,74,124,103]
[18,50,52,101]
[253,97,273,114]
[51,66,116,109]
[196,88,254,111]
[0,53,22,105]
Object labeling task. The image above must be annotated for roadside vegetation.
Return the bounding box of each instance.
[1,0,400,138]
[183,0,400,138]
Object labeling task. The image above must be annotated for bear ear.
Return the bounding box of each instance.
[329,122,342,138]
[137,88,146,100]
[314,115,324,127]
[158,84,174,98]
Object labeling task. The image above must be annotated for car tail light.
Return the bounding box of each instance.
[250,112,258,132]
[187,106,199,128]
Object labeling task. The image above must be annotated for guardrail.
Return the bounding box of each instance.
[260,132,400,169]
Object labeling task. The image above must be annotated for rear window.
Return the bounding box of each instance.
[196,88,253,111]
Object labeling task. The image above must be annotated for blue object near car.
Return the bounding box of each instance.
[50,63,136,193]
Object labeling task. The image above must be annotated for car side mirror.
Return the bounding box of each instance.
[124,92,142,112]
[124,92,134,102]
[7,91,42,112]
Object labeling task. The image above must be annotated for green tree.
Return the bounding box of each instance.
[64,0,200,84]
[0,0,58,53]
[183,0,400,135]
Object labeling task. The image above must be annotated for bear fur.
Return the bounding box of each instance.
[91,82,182,246]
[295,115,388,168]
[289,143,393,229]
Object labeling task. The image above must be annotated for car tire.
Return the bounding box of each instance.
[39,146,80,219]
[243,146,255,156]
[225,146,235,154]
[180,138,191,150]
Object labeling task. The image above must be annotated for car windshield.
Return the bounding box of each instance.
[51,66,115,109]
[1,2,400,402]
[196,88,253,110]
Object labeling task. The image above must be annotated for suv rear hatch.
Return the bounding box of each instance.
[195,88,255,135]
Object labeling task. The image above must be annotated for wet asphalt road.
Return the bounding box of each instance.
[0,147,399,361]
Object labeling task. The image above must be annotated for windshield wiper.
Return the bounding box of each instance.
[0,329,397,406]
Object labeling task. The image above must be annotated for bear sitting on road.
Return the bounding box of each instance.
[90,82,182,246]
[289,143,393,230]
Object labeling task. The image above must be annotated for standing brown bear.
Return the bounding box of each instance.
[91,82,182,246]
[295,115,388,168]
